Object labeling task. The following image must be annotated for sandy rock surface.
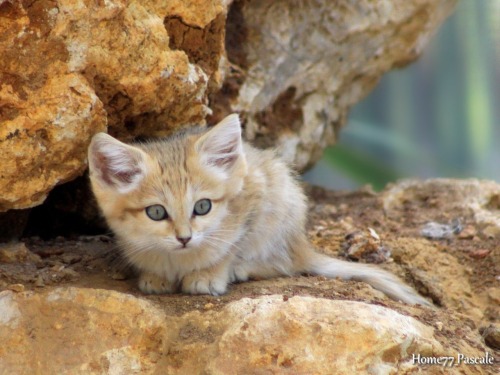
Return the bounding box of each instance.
[214,0,457,169]
[0,0,456,211]
[0,179,498,374]
[0,0,221,211]
[0,289,457,374]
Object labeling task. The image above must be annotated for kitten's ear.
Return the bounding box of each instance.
[88,133,148,193]
[195,114,243,171]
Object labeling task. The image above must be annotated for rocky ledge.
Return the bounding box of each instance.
[0,0,456,211]
[0,179,498,374]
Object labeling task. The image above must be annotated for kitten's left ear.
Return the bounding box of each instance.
[195,114,244,171]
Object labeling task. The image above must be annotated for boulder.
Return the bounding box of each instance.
[0,289,489,374]
[215,0,458,169]
[0,0,457,211]
[0,0,219,211]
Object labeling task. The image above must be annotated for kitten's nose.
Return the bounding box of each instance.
[176,236,191,247]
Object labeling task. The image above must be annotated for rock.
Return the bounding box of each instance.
[204,296,441,374]
[458,224,477,239]
[0,291,21,329]
[341,228,391,263]
[388,237,486,322]
[0,288,490,374]
[382,179,500,324]
[0,288,488,374]
[0,288,166,373]
[0,242,41,264]
[0,71,107,210]
[382,179,500,231]
[6,284,25,293]
[468,249,491,259]
[421,219,462,239]
[0,0,219,211]
[480,325,500,350]
[0,0,456,211]
[212,0,457,169]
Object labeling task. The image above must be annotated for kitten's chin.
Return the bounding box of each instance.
[169,243,196,252]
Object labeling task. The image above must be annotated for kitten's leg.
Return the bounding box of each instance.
[138,271,176,294]
[181,255,233,296]
[230,260,288,283]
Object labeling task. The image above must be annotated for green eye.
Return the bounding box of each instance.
[145,205,168,221]
[193,199,211,216]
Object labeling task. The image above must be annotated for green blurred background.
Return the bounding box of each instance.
[304,0,500,191]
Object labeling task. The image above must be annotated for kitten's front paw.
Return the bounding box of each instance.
[229,266,249,283]
[181,272,228,296]
[138,272,175,294]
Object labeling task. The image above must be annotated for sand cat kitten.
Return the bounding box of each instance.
[88,114,430,305]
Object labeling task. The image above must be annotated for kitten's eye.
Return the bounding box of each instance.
[193,199,211,216]
[145,205,168,221]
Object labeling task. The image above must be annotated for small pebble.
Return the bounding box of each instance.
[468,249,491,259]
[61,254,82,265]
[110,271,127,280]
[338,204,348,211]
[480,325,500,350]
[457,225,476,239]
[34,275,45,287]
[421,219,462,240]
[203,303,214,310]
[7,284,25,292]
[59,268,80,279]
[482,225,500,239]
[0,242,40,263]
[341,228,390,263]
[51,264,65,272]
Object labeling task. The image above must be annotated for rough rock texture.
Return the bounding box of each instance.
[0,288,166,373]
[0,0,456,211]
[213,0,458,169]
[0,179,498,374]
[0,289,463,374]
[0,0,222,211]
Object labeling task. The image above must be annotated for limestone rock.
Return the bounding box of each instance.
[0,242,40,264]
[0,288,167,374]
[381,178,500,324]
[0,0,456,211]
[382,178,500,231]
[0,0,222,211]
[213,0,458,169]
[205,297,441,374]
[1,289,490,374]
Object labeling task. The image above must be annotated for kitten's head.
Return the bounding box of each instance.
[88,114,247,259]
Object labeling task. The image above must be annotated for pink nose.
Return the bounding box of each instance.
[176,236,191,246]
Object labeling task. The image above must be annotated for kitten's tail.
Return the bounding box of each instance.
[301,250,432,306]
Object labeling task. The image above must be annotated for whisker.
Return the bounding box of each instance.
[203,235,245,254]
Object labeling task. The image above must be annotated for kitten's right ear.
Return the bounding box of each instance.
[88,133,147,193]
